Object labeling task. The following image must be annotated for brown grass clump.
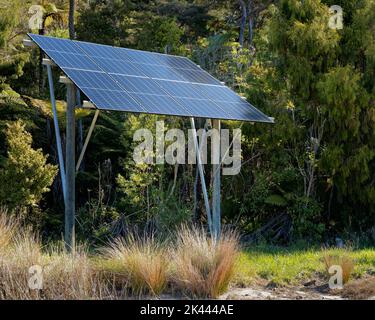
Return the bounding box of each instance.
[0,209,118,300]
[342,276,375,299]
[171,226,239,298]
[1,209,240,299]
[323,253,354,284]
[0,210,42,299]
[0,208,18,253]
[40,245,115,300]
[102,234,168,296]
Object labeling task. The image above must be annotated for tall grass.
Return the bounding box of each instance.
[0,210,118,300]
[0,210,241,299]
[102,234,168,296]
[171,226,240,298]
[323,253,354,284]
[0,208,17,252]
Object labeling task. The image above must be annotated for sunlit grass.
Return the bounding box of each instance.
[27,97,91,126]
[234,246,375,286]
[101,234,168,296]
[171,226,239,298]
[2,209,374,299]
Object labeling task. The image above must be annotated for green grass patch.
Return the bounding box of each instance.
[234,246,375,286]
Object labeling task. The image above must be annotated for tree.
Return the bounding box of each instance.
[68,0,75,39]
[265,0,375,230]
[0,120,57,210]
[135,16,184,53]
[76,0,133,46]
[0,0,29,84]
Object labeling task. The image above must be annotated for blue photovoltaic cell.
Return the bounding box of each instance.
[28,33,273,123]
[215,101,269,122]
[82,88,144,112]
[195,85,244,103]
[121,48,165,65]
[135,64,186,81]
[111,75,163,95]
[175,69,222,85]
[130,94,189,117]
[74,41,132,61]
[31,35,82,54]
[155,80,203,99]
[62,69,123,90]
[156,55,200,70]
[90,57,146,76]
[175,98,230,119]
[45,51,100,71]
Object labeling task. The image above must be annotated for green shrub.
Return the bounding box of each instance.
[0,120,57,210]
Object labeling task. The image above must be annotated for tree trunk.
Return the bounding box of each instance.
[38,22,45,96]
[68,0,75,40]
[247,0,254,45]
[239,0,247,47]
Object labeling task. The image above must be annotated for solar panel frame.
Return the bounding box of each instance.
[28,33,274,123]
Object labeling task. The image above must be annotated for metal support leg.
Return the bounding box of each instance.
[190,117,213,236]
[46,64,66,204]
[76,110,99,171]
[212,119,221,239]
[65,83,76,252]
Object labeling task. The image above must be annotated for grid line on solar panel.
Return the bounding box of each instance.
[28,33,273,123]
[122,93,190,117]
[213,101,272,122]
[175,97,232,119]
[81,88,147,113]
[120,48,165,65]
[111,75,164,95]
[193,84,244,103]
[134,64,186,81]
[74,40,201,70]
[28,34,82,54]
[59,40,197,116]
[91,57,147,77]
[155,80,200,99]
[69,44,194,116]
[155,55,200,70]
[72,36,224,86]
[44,51,102,71]
[73,40,135,61]
[62,68,124,90]
[29,35,154,113]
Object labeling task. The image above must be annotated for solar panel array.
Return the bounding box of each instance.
[28,33,273,123]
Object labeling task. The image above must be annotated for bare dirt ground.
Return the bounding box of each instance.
[220,276,375,300]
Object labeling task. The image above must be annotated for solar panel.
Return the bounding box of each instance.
[28,33,274,123]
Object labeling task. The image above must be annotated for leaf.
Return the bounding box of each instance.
[264,194,287,207]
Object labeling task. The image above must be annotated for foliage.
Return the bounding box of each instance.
[287,196,324,241]
[135,16,185,54]
[76,200,121,244]
[0,120,57,210]
[0,0,374,244]
[264,0,375,232]
[76,0,134,46]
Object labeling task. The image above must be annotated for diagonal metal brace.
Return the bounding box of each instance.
[76,109,99,171]
[190,117,213,236]
[46,63,67,204]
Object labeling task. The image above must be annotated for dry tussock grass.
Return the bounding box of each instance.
[102,234,168,296]
[323,253,354,284]
[0,210,119,300]
[171,226,240,298]
[0,210,240,299]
